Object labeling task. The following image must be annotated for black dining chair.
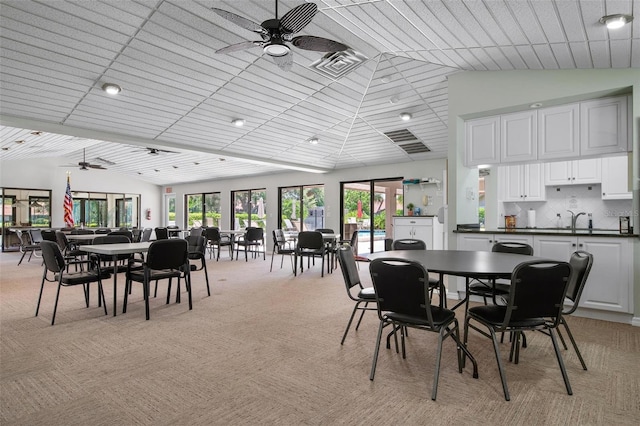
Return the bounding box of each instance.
[336,246,376,345]
[294,231,325,277]
[36,241,110,325]
[140,228,153,242]
[391,238,427,250]
[369,257,478,401]
[464,260,572,401]
[16,229,41,265]
[124,239,191,320]
[235,227,265,261]
[55,231,85,269]
[154,227,169,240]
[108,230,133,241]
[92,235,132,273]
[204,227,233,260]
[270,229,295,272]
[557,251,594,371]
[186,235,210,297]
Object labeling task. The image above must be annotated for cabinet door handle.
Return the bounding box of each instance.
[572,177,575,180]
[602,192,606,196]
[567,177,571,181]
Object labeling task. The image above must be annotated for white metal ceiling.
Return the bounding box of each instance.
[0,0,637,185]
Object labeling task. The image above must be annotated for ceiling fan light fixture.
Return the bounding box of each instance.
[400,112,412,121]
[600,14,633,29]
[263,42,290,57]
[232,119,245,127]
[102,83,122,95]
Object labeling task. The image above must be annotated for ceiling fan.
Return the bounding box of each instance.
[76,148,106,170]
[212,1,349,71]
[134,147,178,155]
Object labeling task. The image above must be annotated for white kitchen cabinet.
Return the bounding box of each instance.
[393,217,443,249]
[580,96,629,156]
[601,155,631,200]
[537,103,580,160]
[533,235,633,313]
[500,110,537,163]
[465,116,500,166]
[499,163,545,202]
[544,158,601,186]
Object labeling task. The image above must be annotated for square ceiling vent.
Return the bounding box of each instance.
[384,129,431,154]
[310,49,367,79]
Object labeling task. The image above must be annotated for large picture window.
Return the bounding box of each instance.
[185,192,221,228]
[71,191,140,229]
[231,189,266,230]
[278,184,324,232]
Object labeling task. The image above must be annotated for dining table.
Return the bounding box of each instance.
[80,241,152,316]
[366,249,549,309]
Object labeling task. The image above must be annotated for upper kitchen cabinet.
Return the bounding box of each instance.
[465,116,500,166]
[499,163,545,202]
[500,111,537,163]
[601,155,632,200]
[580,96,629,156]
[544,158,601,186]
[537,103,580,160]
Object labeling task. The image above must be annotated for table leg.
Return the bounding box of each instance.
[451,277,469,311]
[112,254,118,316]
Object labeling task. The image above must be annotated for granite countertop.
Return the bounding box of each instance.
[453,227,637,238]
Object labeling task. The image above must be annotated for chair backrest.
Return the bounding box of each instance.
[146,239,188,270]
[337,246,362,292]
[154,227,169,240]
[392,239,427,250]
[71,229,94,235]
[296,231,324,251]
[94,228,111,234]
[41,229,57,242]
[140,228,153,242]
[40,240,65,273]
[564,251,594,314]
[315,228,334,234]
[245,227,263,242]
[190,227,203,237]
[492,241,534,255]
[29,229,43,244]
[108,230,133,240]
[131,229,142,242]
[204,227,221,242]
[55,231,70,251]
[187,235,206,258]
[369,258,435,326]
[502,260,572,328]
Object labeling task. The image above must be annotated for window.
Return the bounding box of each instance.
[71,192,140,228]
[278,185,324,231]
[185,192,221,228]
[29,196,50,226]
[232,189,266,230]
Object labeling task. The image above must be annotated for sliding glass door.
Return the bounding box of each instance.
[231,188,266,230]
[185,192,221,228]
[278,184,324,231]
[340,178,403,255]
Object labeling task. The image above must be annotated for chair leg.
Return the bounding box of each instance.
[341,303,360,345]
[35,270,47,317]
[185,271,193,311]
[354,304,367,330]
[550,328,573,395]
[270,248,276,272]
[560,317,587,370]
[431,328,447,400]
[51,282,63,325]
[202,259,210,297]
[99,281,107,316]
[17,250,28,266]
[369,321,386,381]
[143,279,150,320]
[484,326,510,401]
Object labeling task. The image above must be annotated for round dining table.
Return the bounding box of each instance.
[367,249,549,309]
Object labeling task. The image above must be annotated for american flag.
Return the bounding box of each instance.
[63,176,74,227]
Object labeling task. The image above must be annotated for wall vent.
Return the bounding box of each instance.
[384,129,431,154]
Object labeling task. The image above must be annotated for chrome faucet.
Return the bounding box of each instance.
[567,210,586,232]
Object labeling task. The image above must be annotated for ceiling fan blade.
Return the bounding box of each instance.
[211,8,266,34]
[215,40,263,54]
[292,35,349,52]
[87,164,106,169]
[280,3,317,33]
[272,51,293,71]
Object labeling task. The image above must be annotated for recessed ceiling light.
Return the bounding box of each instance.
[30,131,42,136]
[15,140,25,144]
[380,75,392,83]
[400,112,412,121]
[1,147,9,151]
[530,102,543,108]
[194,162,200,165]
[232,119,245,127]
[219,158,226,161]
[599,14,633,29]
[309,138,319,145]
[102,83,122,95]
[389,96,399,104]
[172,165,178,169]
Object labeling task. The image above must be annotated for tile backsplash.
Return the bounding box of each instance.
[501,183,633,230]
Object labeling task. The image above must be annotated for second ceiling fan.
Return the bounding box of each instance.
[212,1,349,71]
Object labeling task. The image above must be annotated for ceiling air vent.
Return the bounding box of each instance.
[384,129,431,154]
[310,49,367,79]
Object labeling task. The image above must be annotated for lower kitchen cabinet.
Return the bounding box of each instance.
[393,217,443,250]
[534,235,632,313]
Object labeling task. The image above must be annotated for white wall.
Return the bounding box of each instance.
[0,157,162,228]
